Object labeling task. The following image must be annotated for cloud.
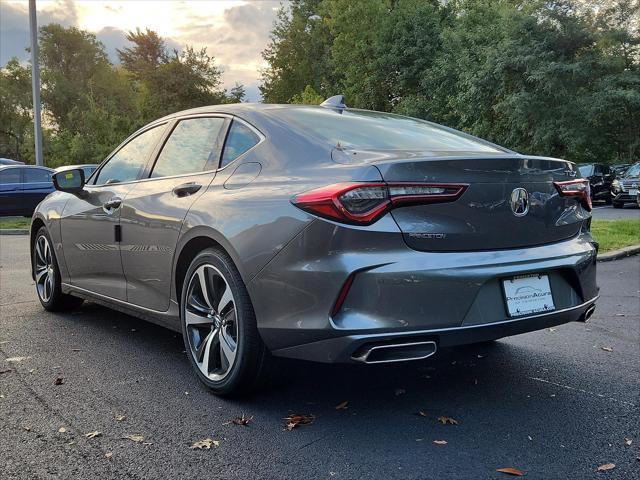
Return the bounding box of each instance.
[1,0,78,64]
[1,0,284,101]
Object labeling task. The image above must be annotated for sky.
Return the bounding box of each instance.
[0,0,284,101]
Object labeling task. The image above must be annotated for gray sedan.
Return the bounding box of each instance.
[30,98,599,395]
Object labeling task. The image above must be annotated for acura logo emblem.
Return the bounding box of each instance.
[510,188,529,217]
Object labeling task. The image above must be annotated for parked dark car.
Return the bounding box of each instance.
[0,165,55,216]
[30,99,598,396]
[578,163,614,204]
[0,158,25,165]
[55,164,98,181]
[611,162,640,208]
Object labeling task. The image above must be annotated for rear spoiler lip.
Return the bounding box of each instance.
[333,150,573,167]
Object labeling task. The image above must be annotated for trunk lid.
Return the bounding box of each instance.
[335,150,589,252]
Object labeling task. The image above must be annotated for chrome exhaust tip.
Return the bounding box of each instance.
[352,340,437,364]
[579,304,596,322]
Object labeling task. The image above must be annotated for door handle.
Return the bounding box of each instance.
[172,182,202,198]
[103,197,122,211]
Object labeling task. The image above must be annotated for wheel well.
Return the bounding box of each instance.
[29,218,45,279]
[174,236,225,303]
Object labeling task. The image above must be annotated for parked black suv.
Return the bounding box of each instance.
[611,162,640,208]
[578,163,614,204]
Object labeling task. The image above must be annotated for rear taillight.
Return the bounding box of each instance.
[553,179,592,211]
[292,182,467,225]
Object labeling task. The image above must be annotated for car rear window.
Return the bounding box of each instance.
[273,107,503,153]
[579,165,594,177]
[24,168,52,183]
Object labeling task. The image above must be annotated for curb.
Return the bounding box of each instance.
[0,229,29,235]
[597,245,640,262]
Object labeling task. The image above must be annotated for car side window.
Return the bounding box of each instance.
[150,117,227,178]
[220,121,260,168]
[0,168,21,184]
[93,125,165,185]
[24,168,52,183]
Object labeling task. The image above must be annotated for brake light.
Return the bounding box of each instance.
[292,182,467,225]
[553,179,592,211]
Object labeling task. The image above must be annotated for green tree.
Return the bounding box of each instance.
[0,59,33,161]
[226,83,246,103]
[117,28,168,80]
[290,84,324,104]
[260,0,335,103]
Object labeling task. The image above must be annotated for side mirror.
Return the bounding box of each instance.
[52,168,85,193]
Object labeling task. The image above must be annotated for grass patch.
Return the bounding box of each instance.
[591,219,640,253]
[0,217,31,230]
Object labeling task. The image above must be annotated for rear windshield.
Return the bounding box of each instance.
[579,164,594,177]
[273,107,504,153]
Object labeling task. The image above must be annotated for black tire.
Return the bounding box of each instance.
[612,201,624,209]
[180,248,272,396]
[33,227,84,311]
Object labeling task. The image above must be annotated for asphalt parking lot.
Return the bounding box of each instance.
[1,235,638,480]
[591,202,640,220]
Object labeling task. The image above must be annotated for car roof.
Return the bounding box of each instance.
[0,165,53,171]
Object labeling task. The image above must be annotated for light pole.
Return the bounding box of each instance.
[29,0,44,166]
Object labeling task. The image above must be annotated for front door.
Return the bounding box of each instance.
[60,124,166,300]
[119,116,229,311]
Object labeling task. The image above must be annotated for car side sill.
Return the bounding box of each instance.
[61,282,181,332]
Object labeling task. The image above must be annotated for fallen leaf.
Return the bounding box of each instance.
[394,388,406,396]
[433,440,447,445]
[496,467,524,476]
[231,414,253,426]
[104,452,113,459]
[601,346,613,352]
[23,426,31,432]
[548,328,557,332]
[190,438,219,449]
[58,427,67,433]
[527,435,533,441]
[123,434,145,443]
[6,356,30,363]
[624,437,632,446]
[596,463,615,472]
[285,413,315,431]
[0,368,12,374]
[437,416,459,425]
[477,354,485,359]
[417,411,428,417]
[335,401,349,410]
[114,414,126,421]
[84,431,102,439]
[54,376,65,385]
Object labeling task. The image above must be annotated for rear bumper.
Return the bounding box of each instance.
[270,296,598,363]
[250,218,598,363]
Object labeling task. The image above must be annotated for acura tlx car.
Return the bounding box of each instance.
[30,96,599,395]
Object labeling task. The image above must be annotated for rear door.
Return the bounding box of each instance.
[22,167,54,212]
[0,167,23,216]
[60,124,166,300]
[119,115,229,311]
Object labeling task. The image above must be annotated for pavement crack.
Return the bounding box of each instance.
[529,376,637,407]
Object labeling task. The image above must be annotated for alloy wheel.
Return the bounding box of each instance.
[184,264,238,381]
[35,235,54,303]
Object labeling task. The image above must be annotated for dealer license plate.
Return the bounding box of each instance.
[629,188,638,196]
[502,274,555,317]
